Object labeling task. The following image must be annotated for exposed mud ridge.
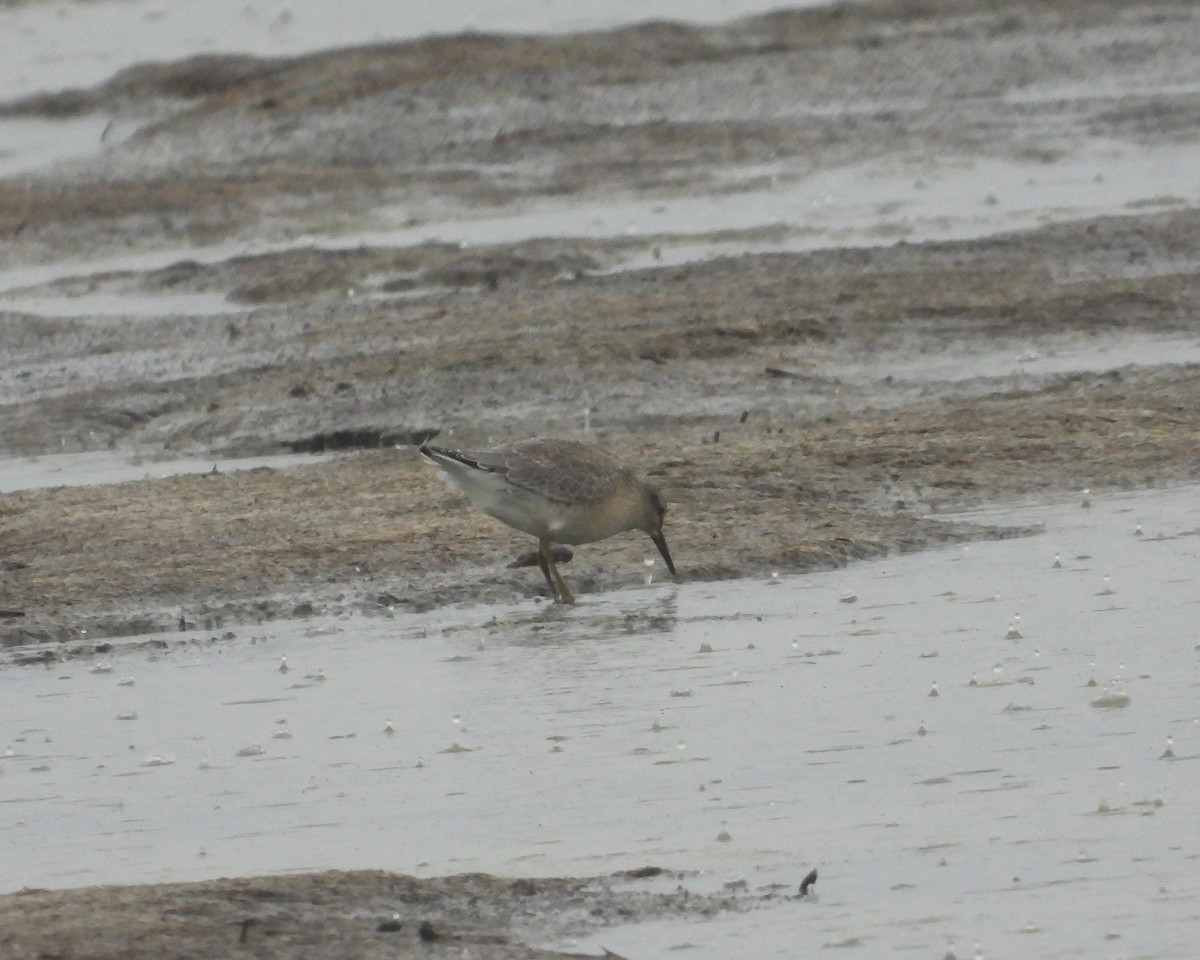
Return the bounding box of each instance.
[0,866,800,960]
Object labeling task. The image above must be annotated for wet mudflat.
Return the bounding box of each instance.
[3,486,1198,957]
[2,0,1200,955]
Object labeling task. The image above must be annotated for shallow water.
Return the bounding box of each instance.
[831,330,1200,388]
[3,484,1197,957]
[0,449,338,494]
[0,292,245,320]
[4,137,1196,327]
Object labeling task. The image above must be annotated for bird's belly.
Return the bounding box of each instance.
[445,467,630,544]
[483,490,623,545]
[545,512,621,545]
[482,494,557,539]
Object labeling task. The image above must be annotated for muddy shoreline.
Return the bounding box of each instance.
[5,207,1200,651]
[2,0,1200,954]
[3,0,1200,644]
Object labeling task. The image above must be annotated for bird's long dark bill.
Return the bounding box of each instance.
[650,530,676,576]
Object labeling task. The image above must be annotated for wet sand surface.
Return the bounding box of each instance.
[2,0,1200,956]
[4,488,1199,958]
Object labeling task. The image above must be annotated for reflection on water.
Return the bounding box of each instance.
[494,590,681,648]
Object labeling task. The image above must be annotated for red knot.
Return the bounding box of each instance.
[420,437,675,604]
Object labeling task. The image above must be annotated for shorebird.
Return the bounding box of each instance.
[420,437,675,604]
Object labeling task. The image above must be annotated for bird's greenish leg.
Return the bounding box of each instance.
[535,540,557,596]
[538,539,576,604]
